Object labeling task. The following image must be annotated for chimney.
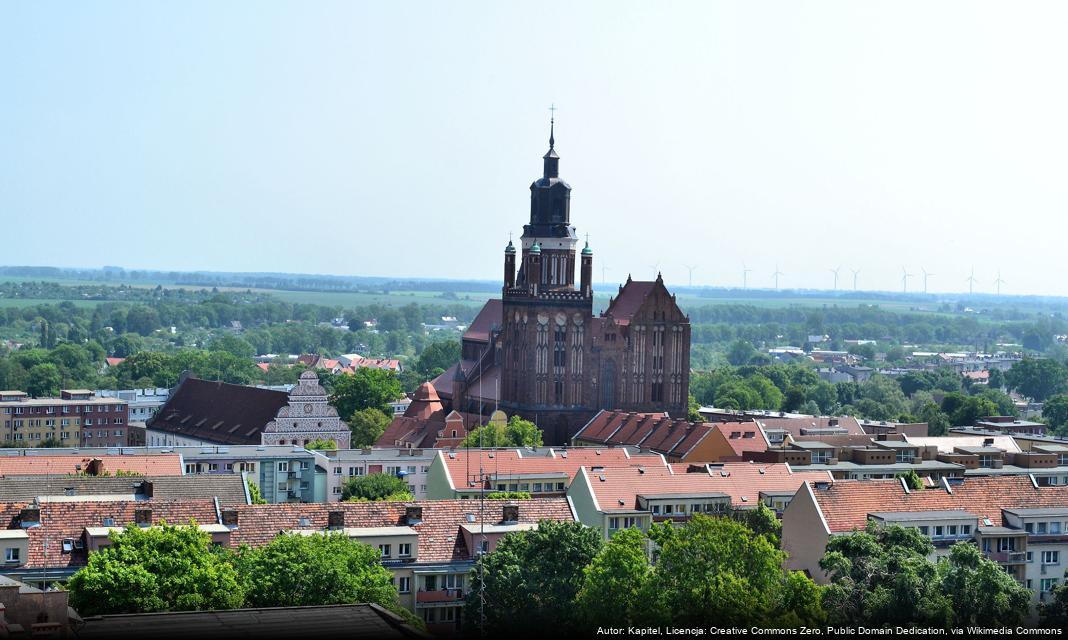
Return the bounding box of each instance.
[502,505,519,524]
[328,510,345,530]
[140,480,154,498]
[405,506,423,525]
[18,506,40,528]
[86,458,104,476]
[134,508,152,527]
[221,509,239,528]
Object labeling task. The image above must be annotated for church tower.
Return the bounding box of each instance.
[500,118,594,442]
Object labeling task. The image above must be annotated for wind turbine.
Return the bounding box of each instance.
[772,265,784,290]
[965,266,978,295]
[648,261,661,280]
[920,268,934,294]
[850,268,860,291]
[601,264,610,285]
[901,266,913,293]
[683,264,698,287]
[742,263,753,290]
[829,266,841,291]
[994,270,1006,296]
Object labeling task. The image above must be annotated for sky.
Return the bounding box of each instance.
[3,1,1068,296]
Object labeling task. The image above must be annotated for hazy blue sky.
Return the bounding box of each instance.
[3,2,1067,295]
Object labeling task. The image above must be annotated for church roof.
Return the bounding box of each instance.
[463,299,502,343]
[603,280,658,325]
[146,376,290,445]
[412,381,440,403]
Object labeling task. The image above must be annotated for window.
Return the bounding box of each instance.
[623,516,638,529]
[277,462,289,472]
[333,466,342,475]
[533,483,543,492]
[948,525,958,536]
[1042,551,1060,565]
[407,465,416,474]
[348,466,364,476]
[1052,522,1063,535]
[609,517,620,530]
[397,576,410,593]
[399,543,412,557]
[935,526,944,538]
[1041,578,1060,593]
[4,548,19,562]
[332,486,341,495]
[918,526,929,536]
[378,544,391,558]
[961,525,971,535]
[1039,522,1049,534]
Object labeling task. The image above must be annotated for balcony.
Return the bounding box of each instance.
[986,550,1027,564]
[416,588,465,605]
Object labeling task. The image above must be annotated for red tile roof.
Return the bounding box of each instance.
[0,454,183,477]
[104,357,125,367]
[573,410,718,459]
[603,280,656,325]
[227,498,574,563]
[755,416,865,438]
[437,448,666,491]
[1,498,220,569]
[712,422,769,458]
[810,475,1068,533]
[584,462,832,512]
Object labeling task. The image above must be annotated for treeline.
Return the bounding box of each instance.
[466,512,1044,634]
[689,361,1036,435]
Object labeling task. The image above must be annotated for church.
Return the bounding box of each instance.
[429,121,692,445]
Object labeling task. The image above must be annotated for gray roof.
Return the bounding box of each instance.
[1002,507,1068,517]
[870,510,979,522]
[0,474,249,508]
[806,460,963,472]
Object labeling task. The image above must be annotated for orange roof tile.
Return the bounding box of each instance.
[439,448,666,492]
[0,454,184,477]
[810,475,1068,533]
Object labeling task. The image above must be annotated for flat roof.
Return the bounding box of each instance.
[0,530,30,540]
[870,510,979,522]
[1002,507,1068,517]
[460,522,538,535]
[638,492,731,500]
[285,526,418,538]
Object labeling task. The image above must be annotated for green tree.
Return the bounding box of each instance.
[26,363,62,397]
[820,523,951,627]
[247,479,267,504]
[461,416,543,448]
[726,340,758,366]
[349,407,392,448]
[1044,394,1068,436]
[1041,580,1068,628]
[66,523,245,615]
[341,472,411,501]
[125,305,162,336]
[1006,357,1068,402]
[575,528,656,626]
[329,368,403,418]
[465,520,603,635]
[236,532,398,608]
[734,503,782,546]
[936,542,1031,627]
[415,340,460,377]
[897,469,925,491]
[304,439,337,450]
[648,514,823,627]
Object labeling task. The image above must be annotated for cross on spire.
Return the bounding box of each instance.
[548,104,556,149]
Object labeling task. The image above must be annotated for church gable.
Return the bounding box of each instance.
[261,370,351,448]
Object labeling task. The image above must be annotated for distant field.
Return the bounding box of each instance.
[0,298,101,308]
[0,273,1053,318]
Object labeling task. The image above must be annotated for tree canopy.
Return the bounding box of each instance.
[341,472,412,502]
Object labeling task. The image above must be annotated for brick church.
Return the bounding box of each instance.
[430,121,691,445]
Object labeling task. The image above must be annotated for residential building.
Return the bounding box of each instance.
[315,447,437,500]
[567,461,833,540]
[974,416,1046,436]
[0,389,129,447]
[425,446,665,500]
[146,371,351,449]
[0,575,76,638]
[179,445,327,503]
[96,388,169,422]
[0,474,249,507]
[782,475,1068,605]
[750,435,965,481]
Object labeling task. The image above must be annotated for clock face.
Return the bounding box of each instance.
[303,403,313,414]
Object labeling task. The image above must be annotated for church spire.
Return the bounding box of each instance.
[543,106,559,179]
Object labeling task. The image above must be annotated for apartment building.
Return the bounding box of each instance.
[177,445,327,503]
[909,433,1068,486]
[750,434,965,480]
[781,475,1068,606]
[567,461,832,540]
[0,389,129,447]
[424,446,667,500]
[0,453,183,476]
[314,447,437,500]
[0,497,574,637]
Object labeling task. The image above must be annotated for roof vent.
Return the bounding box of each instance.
[18,506,40,528]
[298,517,311,527]
[102,517,115,527]
[637,467,645,475]
[598,474,606,482]
[560,451,568,458]
[618,499,625,506]
[221,509,239,528]
[758,468,766,475]
[328,510,345,530]
[448,452,456,459]
[405,506,423,525]
[465,513,476,523]
[134,508,152,527]
[502,505,519,524]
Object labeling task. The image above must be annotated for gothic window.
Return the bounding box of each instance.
[554,326,566,368]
